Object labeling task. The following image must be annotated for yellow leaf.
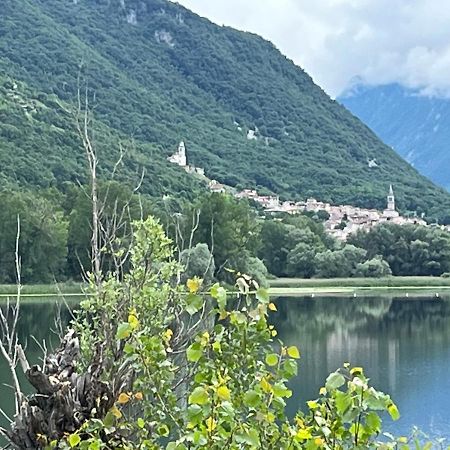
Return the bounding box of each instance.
[110,405,122,418]
[117,392,131,404]
[350,367,363,376]
[287,345,300,359]
[217,385,231,401]
[219,311,228,321]
[187,277,202,294]
[319,387,327,396]
[128,313,139,330]
[134,392,143,401]
[295,417,304,428]
[268,303,277,311]
[260,377,272,393]
[271,330,278,337]
[205,416,216,432]
[296,429,312,440]
[314,437,324,446]
[164,329,173,342]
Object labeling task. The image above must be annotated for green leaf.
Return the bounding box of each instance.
[187,404,203,423]
[265,353,278,367]
[272,382,292,398]
[116,322,132,340]
[281,359,298,377]
[388,403,400,421]
[235,429,260,447]
[137,417,145,429]
[366,412,381,432]
[188,386,209,405]
[335,391,352,415]
[157,424,170,437]
[256,288,269,304]
[103,411,115,428]
[211,284,227,309]
[68,433,81,448]
[243,390,260,408]
[186,343,203,362]
[325,372,345,390]
[88,442,101,450]
[186,294,203,316]
[287,345,300,359]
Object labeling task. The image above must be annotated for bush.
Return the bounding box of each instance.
[180,243,215,284]
[355,256,392,278]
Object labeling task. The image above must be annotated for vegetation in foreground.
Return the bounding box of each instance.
[6,217,439,449]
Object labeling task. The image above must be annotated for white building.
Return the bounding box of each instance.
[167,141,187,167]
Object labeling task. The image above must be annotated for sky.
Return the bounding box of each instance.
[175,0,450,98]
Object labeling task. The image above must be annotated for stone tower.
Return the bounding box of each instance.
[387,184,395,211]
[167,141,188,167]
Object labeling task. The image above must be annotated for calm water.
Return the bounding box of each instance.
[2,295,450,441]
[0,299,74,435]
[271,295,450,441]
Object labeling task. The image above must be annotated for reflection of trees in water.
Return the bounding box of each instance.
[272,296,393,337]
[0,300,73,436]
[273,295,450,420]
[272,296,450,339]
[0,298,74,362]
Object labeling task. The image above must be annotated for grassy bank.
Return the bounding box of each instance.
[0,283,85,297]
[269,277,450,297]
[270,276,450,288]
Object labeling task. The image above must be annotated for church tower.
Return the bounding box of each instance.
[387,184,395,211]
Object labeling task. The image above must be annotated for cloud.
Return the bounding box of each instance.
[174,0,450,98]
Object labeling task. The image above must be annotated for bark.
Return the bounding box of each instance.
[5,329,114,449]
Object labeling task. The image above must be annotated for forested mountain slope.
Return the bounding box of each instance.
[2,0,450,218]
[340,83,450,192]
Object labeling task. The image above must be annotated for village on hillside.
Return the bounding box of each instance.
[168,141,428,240]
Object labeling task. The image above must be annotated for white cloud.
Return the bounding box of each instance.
[174,0,450,98]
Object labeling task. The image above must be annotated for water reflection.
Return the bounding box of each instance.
[0,298,74,436]
[271,295,450,440]
[2,295,450,442]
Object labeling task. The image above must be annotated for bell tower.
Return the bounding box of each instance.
[387,184,395,211]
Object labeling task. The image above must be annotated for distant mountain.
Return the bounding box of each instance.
[2,0,450,219]
[340,84,450,191]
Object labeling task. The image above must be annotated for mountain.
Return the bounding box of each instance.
[2,0,450,219]
[340,83,450,191]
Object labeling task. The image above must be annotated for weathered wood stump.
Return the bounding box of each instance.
[5,329,115,449]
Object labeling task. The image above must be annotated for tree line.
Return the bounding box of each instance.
[2,186,450,284]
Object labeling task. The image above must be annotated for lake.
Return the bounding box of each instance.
[1,294,450,442]
[271,294,450,441]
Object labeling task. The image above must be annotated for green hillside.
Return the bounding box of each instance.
[1,0,450,218]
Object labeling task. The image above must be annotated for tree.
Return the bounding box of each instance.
[67,181,149,278]
[0,190,68,283]
[355,256,392,278]
[186,193,260,280]
[180,243,215,284]
[349,223,450,276]
[286,242,317,278]
[315,245,367,278]
[258,220,290,277]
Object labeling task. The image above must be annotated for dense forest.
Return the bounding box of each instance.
[2,186,449,284]
[2,0,450,221]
